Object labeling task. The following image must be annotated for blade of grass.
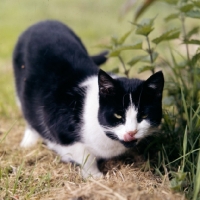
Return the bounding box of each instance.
[0,121,16,144]
[181,87,190,129]
[166,148,200,166]
[192,103,200,121]
[181,126,187,172]
[193,151,200,200]
[13,161,24,195]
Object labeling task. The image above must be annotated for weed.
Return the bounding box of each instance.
[100,0,200,199]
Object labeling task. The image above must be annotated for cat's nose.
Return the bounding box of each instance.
[124,130,137,142]
[128,130,137,137]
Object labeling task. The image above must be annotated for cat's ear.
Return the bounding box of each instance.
[144,71,164,97]
[98,69,116,96]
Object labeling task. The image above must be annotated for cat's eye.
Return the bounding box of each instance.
[142,114,148,119]
[114,113,122,119]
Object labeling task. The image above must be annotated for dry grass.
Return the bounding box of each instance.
[0,116,185,200]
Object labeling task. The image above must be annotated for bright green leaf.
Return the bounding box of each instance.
[142,52,159,63]
[109,42,143,57]
[184,39,200,45]
[138,65,154,73]
[141,18,155,26]
[177,172,187,181]
[170,171,187,192]
[179,3,194,12]
[166,30,180,40]
[190,53,200,66]
[111,35,118,45]
[136,26,154,36]
[186,10,200,18]
[128,55,147,66]
[186,26,199,38]
[111,67,120,74]
[152,29,180,44]
[170,178,182,191]
[108,51,121,57]
[134,18,155,36]
[164,13,179,22]
[128,52,158,66]
[118,30,132,45]
[152,35,167,45]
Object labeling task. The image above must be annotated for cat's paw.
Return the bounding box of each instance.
[90,171,104,179]
[20,126,40,148]
[81,168,103,179]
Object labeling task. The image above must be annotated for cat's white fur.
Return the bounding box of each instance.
[81,76,127,158]
[20,75,151,178]
[20,125,41,148]
[46,141,103,178]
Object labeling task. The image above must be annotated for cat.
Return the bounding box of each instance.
[13,20,164,178]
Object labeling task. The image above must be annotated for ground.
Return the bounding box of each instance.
[0,105,184,199]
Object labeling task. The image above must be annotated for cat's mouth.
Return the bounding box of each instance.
[120,140,138,148]
[124,130,137,142]
[105,131,138,148]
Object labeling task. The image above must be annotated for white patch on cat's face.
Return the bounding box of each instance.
[111,106,151,141]
[102,93,151,141]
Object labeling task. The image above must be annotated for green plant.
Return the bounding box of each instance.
[100,0,200,199]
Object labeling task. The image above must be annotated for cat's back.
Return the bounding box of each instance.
[13,20,100,144]
[13,20,98,82]
[19,20,87,58]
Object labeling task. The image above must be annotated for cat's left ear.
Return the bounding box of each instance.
[144,71,164,97]
[98,69,116,96]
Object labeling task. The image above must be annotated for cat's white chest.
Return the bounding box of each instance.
[81,76,126,159]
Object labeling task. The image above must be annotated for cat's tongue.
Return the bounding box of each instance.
[124,133,136,142]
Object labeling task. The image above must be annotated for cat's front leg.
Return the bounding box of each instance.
[46,141,103,178]
[80,154,103,179]
[20,124,41,148]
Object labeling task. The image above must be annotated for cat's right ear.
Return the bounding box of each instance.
[98,69,116,96]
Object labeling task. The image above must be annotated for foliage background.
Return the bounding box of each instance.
[0,0,180,118]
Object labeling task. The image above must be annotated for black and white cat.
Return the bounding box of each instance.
[13,20,164,178]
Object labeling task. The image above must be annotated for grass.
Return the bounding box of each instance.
[1,0,198,199]
[0,127,184,199]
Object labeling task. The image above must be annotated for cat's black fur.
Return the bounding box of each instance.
[13,20,164,177]
[13,20,107,145]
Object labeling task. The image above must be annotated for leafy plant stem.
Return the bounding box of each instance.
[180,13,190,67]
[118,55,129,77]
[180,13,196,124]
[146,35,154,74]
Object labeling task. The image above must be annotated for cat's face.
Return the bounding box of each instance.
[98,70,164,148]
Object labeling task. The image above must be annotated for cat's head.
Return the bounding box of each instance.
[98,69,164,148]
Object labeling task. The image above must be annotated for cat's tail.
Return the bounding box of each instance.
[90,51,108,66]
